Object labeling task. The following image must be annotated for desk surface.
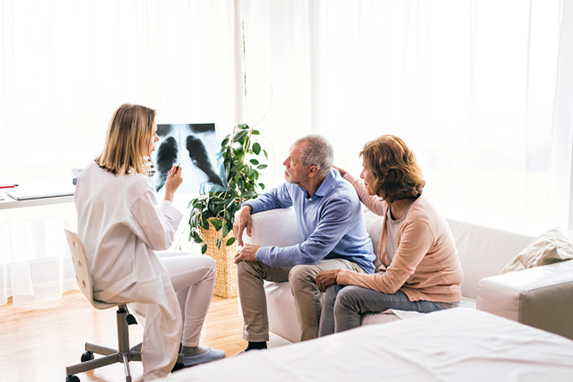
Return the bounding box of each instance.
[0,180,76,210]
[0,193,75,210]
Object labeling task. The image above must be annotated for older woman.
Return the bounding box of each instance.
[316,135,463,336]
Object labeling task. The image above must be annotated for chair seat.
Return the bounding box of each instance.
[64,226,143,382]
[92,299,120,310]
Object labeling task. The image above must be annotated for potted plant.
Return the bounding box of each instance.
[188,123,267,297]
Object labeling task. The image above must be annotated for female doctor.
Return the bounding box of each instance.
[74,104,224,380]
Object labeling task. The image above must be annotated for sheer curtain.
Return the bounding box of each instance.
[242,0,568,229]
[241,0,315,188]
[306,0,567,231]
[2,0,571,306]
[0,0,241,305]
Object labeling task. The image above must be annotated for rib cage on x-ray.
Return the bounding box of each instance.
[152,123,227,194]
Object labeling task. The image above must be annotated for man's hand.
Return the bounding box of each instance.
[233,206,253,246]
[234,243,260,263]
[315,269,341,292]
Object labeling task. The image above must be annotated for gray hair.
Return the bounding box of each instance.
[295,135,334,176]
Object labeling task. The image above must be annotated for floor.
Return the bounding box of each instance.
[0,290,289,382]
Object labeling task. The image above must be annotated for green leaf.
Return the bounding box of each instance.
[252,142,261,155]
[201,244,208,254]
[226,237,236,246]
[242,191,256,200]
[216,236,222,249]
[249,159,259,165]
[222,224,229,237]
[235,146,246,156]
[190,230,203,243]
[226,199,237,209]
[252,129,260,135]
[263,149,268,159]
[211,218,223,231]
[234,130,248,144]
[257,164,268,170]
[258,183,265,189]
[201,219,210,230]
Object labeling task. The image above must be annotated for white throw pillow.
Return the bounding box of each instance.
[500,227,573,274]
[362,207,384,269]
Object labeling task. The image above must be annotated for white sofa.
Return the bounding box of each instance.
[242,207,573,342]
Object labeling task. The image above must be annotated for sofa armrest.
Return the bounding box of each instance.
[242,207,301,247]
[476,260,573,340]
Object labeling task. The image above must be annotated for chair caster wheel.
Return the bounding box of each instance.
[66,375,80,382]
[81,351,94,362]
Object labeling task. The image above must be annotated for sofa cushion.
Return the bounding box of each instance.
[243,208,302,247]
[445,218,535,299]
[362,207,384,269]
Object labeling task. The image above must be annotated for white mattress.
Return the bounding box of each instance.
[168,308,573,382]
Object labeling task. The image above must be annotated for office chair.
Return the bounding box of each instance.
[63,227,143,382]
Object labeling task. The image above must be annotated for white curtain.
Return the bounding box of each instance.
[1,0,571,305]
[241,0,315,188]
[243,0,568,229]
[0,0,241,305]
[314,0,567,230]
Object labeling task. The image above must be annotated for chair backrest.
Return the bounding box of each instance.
[63,226,116,310]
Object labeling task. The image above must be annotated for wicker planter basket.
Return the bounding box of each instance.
[198,221,238,298]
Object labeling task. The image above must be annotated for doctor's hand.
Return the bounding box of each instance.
[164,165,183,202]
[233,206,253,246]
[234,243,260,263]
[315,269,341,292]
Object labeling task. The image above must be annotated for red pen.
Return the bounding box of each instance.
[0,184,18,189]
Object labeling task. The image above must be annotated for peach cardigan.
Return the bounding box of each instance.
[336,174,463,303]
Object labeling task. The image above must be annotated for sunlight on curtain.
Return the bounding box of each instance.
[242,0,314,189]
[0,0,238,305]
[1,0,571,305]
[555,0,573,229]
[310,0,566,230]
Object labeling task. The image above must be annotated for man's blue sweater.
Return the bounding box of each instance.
[244,169,375,273]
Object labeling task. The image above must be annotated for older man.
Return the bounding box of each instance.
[233,135,375,349]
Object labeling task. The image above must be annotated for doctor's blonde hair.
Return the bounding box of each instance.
[96,104,156,175]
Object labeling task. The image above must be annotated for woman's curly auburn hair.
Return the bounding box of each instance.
[361,135,425,202]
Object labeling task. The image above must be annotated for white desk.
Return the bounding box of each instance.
[0,181,75,210]
[0,194,74,210]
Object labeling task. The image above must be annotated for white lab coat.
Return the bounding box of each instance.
[75,161,182,380]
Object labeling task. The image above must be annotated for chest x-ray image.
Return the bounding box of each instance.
[152,123,228,194]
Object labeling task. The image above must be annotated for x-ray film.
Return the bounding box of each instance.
[152,123,228,194]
